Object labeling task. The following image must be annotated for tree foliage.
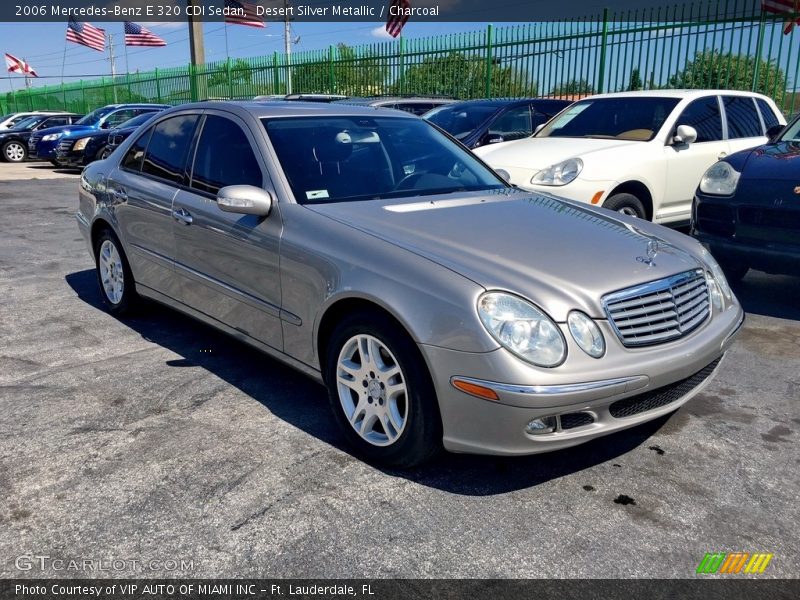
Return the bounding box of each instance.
[397,52,535,98]
[550,78,595,97]
[292,44,387,95]
[669,50,785,100]
[207,59,253,88]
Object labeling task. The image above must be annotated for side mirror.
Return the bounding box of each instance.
[99,121,111,129]
[217,185,273,217]
[673,124,698,145]
[534,123,546,135]
[495,168,511,182]
[766,124,784,141]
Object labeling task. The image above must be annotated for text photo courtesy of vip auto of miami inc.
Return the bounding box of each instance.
[0,0,799,597]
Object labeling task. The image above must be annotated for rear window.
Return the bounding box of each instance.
[723,96,763,139]
[756,98,781,131]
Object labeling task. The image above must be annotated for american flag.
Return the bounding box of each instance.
[124,22,167,47]
[224,0,265,28]
[762,0,800,34]
[66,17,106,52]
[386,0,411,38]
[4,53,37,77]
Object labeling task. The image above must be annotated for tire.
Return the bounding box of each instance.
[94,229,140,316]
[604,193,647,219]
[50,159,62,168]
[324,311,442,468]
[2,140,27,163]
[715,255,749,284]
[98,146,112,161]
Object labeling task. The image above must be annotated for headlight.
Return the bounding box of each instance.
[699,161,740,195]
[700,248,733,311]
[567,311,605,358]
[477,292,566,367]
[42,133,62,141]
[531,158,583,186]
[73,138,90,151]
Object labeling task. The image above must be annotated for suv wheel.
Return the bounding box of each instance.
[604,193,647,219]
[2,141,27,163]
[325,312,442,468]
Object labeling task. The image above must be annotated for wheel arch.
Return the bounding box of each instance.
[606,180,654,220]
[90,217,116,252]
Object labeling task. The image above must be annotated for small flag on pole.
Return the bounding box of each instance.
[124,22,167,47]
[5,53,38,77]
[224,0,266,28]
[66,17,106,52]
[762,0,800,34]
[386,0,411,38]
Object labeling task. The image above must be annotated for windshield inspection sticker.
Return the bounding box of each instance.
[306,190,330,200]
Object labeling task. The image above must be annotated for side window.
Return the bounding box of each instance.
[190,115,262,196]
[39,117,68,128]
[121,127,153,172]
[676,96,723,143]
[489,106,533,141]
[104,109,136,129]
[756,98,780,131]
[141,114,199,184]
[531,109,552,130]
[723,96,763,138]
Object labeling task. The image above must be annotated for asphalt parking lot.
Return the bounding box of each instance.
[1,171,798,579]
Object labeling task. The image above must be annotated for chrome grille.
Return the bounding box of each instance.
[603,269,710,347]
[57,140,73,152]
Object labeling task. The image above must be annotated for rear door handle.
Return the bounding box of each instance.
[172,208,193,225]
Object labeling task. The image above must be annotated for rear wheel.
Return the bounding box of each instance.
[2,141,26,163]
[604,193,647,219]
[94,229,140,316]
[324,311,441,468]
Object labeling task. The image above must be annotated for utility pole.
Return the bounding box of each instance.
[23,59,31,89]
[109,33,118,103]
[284,0,292,94]
[187,0,205,101]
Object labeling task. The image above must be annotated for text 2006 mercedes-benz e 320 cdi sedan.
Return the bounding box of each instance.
[76,102,744,467]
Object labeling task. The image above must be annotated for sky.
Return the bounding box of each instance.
[0,20,490,93]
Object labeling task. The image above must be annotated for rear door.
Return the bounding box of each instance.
[172,111,284,349]
[662,95,729,221]
[108,112,200,299]
[723,95,769,154]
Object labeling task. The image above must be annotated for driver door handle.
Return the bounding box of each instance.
[172,208,193,225]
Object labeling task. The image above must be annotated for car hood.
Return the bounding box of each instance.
[62,128,108,140]
[35,124,94,138]
[307,190,704,320]
[475,136,643,171]
[734,141,800,181]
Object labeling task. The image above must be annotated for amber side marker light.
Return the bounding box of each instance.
[591,191,604,205]
[451,378,500,401]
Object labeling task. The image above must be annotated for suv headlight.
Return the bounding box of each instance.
[700,248,733,311]
[42,133,62,141]
[699,161,740,196]
[531,158,583,186]
[477,292,566,367]
[73,137,90,151]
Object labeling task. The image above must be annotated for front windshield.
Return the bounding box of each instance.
[10,116,43,130]
[76,107,113,126]
[537,97,681,141]
[117,113,156,130]
[263,116,506,204]
[424,104,500,139]
[780,116,800,142]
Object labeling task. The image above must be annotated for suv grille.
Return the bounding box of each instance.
[603,269,710,347]
[609,357,722,418]
[57,140,73,153]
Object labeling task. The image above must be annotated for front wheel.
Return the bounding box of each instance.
[604,193,647,219]
[94,229,140,316]
[2,141,27,163]
[324,312,442,468]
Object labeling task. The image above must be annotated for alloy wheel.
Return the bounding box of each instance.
[98,239,125,305]
[4,142,25,162]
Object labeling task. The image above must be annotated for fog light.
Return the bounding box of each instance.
[526,416,557,435]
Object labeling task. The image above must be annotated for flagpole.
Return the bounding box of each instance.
[60,37,68,86]
[108,33,118,103]
[224,22,230,61]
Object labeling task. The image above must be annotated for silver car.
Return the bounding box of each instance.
[76,102,744,467]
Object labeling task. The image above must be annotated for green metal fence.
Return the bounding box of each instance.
[2,0,799,116]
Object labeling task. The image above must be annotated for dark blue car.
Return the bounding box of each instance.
[692,113,800,282]
[423,98,572,149]
[29,103,169,165]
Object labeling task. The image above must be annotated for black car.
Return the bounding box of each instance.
[692,113,800,282]
[333,96,456,116]
[0,113,82,162]
[55,111,164,168]
[423,98,572,149]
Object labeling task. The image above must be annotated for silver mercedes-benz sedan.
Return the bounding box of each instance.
[76,101,744,467]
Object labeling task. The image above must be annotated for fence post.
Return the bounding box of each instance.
[61,83,66,110]
[155,68,162,103]
[273,52,280,94]
[226,57,234,100]
[329,45,336,93]
[398,37,405,95]
[189,63,198,102]
[79,80,86,113]
[126,71,132,103]
[597,7,609,94]
[485,23,494,98]
[752,13,766,92]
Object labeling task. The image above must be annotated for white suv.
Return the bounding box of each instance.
[474,90,786,224]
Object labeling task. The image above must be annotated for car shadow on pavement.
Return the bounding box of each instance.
[731,271,800,322]
[66,268,674,496]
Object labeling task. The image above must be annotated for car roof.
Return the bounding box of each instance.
[436,98,567,108]
[579,89,773,101]
[165,101,421,119]
[337,97,456,106]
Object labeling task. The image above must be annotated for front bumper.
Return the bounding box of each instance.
[422,302,744,456]
[55,145,88,168]
[29,139,58,160]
